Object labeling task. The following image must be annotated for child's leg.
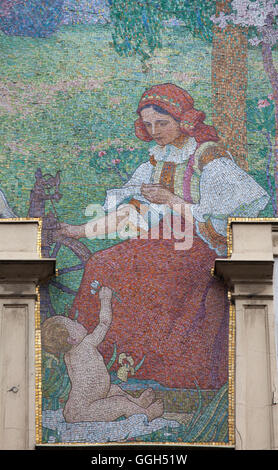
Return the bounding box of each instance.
[64,395,163,423]
[108,384,156,408]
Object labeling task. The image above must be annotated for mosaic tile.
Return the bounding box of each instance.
[0,0,277,447]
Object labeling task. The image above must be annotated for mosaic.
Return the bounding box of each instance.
[0,0,278,446]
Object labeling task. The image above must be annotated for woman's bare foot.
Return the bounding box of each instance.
[146,399,164,421]
[138,388,156,408]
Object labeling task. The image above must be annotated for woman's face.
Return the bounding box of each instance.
[140,107,182,146]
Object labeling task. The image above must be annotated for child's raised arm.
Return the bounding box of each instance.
[84,287,113,347]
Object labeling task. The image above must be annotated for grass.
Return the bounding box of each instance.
[125,383,229,444]
[0,24,274,220]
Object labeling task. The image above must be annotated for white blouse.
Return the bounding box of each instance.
[101,138,270,250]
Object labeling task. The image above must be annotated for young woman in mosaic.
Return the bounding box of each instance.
[61,83,269,390]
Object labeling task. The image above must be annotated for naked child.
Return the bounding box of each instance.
[41,286,164,423]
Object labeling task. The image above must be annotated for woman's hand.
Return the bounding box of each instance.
[55,222,86,239]
[141,183,175,205]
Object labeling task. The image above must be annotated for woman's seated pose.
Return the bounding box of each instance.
[59,83,269,390]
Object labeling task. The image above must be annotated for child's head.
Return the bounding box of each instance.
[41,316,87,355]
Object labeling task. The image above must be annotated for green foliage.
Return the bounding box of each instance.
[162,0,216,41]
[247,96,275,136]
[89,145,147,183]
[182,382,228,442]
[42,351,71,410]
[131,382,229,443]
[42,426,61,444]
[110,0,163,61]
[246,95,276,215]
[106,343,118,370]
[110,0,217,61]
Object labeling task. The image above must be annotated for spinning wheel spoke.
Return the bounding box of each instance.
[49,279,78,296]
[56,264,84,275]
[51,242,62,258]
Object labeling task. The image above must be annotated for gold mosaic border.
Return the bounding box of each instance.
[33,219,239,449]
[228,301,235,446]
[35,287,42,445]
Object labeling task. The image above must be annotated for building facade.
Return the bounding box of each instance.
[0,1,278,450]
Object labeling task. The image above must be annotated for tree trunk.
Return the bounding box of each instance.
[212,1,248,171]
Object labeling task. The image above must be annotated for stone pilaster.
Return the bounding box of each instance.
[214,220,278,450]
[0,220,55,449]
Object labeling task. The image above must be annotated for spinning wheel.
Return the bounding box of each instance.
[28,168,92,320]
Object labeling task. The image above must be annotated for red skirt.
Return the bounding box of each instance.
[70,228,229,389]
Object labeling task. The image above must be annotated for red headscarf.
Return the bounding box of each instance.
[135,83,219,144]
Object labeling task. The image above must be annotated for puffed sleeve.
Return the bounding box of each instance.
[191,157,270,236]
[102,161,153,211]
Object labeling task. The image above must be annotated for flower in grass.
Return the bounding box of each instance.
[268,93,274,101]
[258,99,271,108]
[128,147,135,151]
[116,147,124,153]
[109,96,122,105]
[116,353,135,382]
[111,158,121,165]
[98,150,107,157]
